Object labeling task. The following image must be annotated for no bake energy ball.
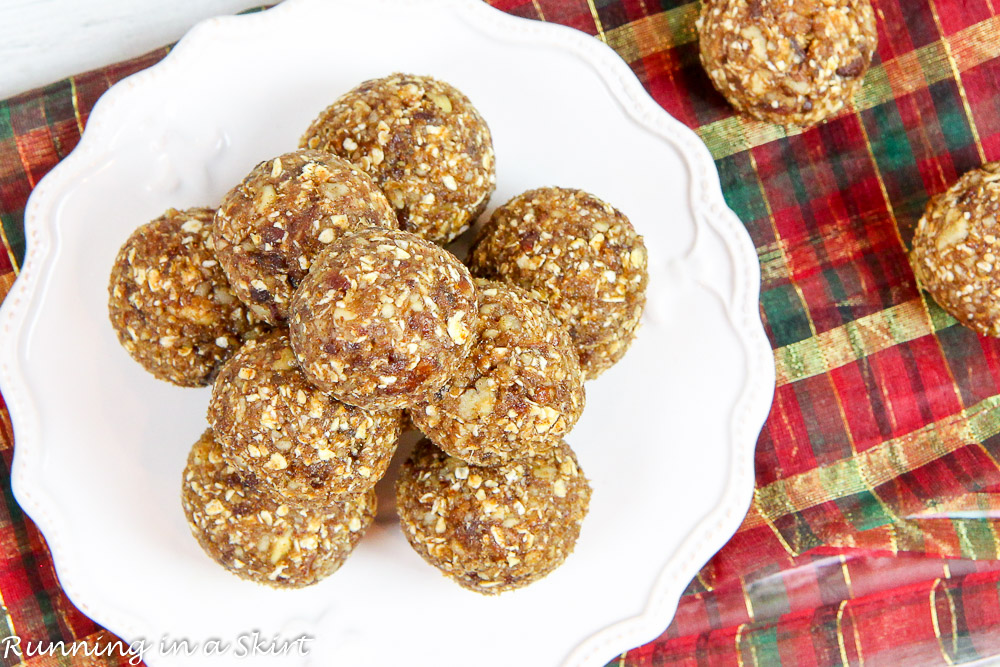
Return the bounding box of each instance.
[411,280,585,466]
[911,162,1000,337]
[108,207,266,387]
[697,0,877,127]
[182,430,376,589]
[290,228,478,410]
[300,74,496,245]
[213,149,397,324]
[395,439,591,595]
[469,187,647,380]
[208,330,402,501]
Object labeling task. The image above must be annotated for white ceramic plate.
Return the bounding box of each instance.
[0,0,774,665]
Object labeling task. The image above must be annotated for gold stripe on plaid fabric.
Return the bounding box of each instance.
[756,240,786,283]
[747,395,1000,532]
[734,624,747,667]
[927,0,987,163]
[0,587,19,660]
[914,492,1000,516]
[0,228,18,277]
[604,5,699,62]
[854,40,947,110]
[836,599,866,666]
[774,299,931,386]
[835,600,850,665]
[69,77,86,136]
[586,0,608,43]
[950,14,1000,70]
[930,578,960,665]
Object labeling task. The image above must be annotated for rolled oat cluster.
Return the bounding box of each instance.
[109,73,656,594]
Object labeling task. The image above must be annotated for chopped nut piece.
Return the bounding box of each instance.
[265,452,288,471]
[427,91,453,112]
[204,499,225,516]
[446,310,470,345]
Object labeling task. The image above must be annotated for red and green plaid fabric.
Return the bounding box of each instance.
[3,0,1000,664]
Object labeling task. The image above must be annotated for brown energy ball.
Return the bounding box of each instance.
[182,430,376,588]
[411,280,585,466]
[911,162,1000,337]
[213,149,397,324]
[697,0,877,127]
[395,439,591,595]
[208,330,402,501]
[108,207,267,387]
[290,228,478,410]
[469,187,647,380]
[300,74,496,245]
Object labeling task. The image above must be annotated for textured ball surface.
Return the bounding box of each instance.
[301,74,496,245]
[911,162,1000,337]
[395,439,591,595]
[108,207,267,387]
[181,429,376,589]
[290,228,478,410]
[469,187,647,380]
[213,149,397,324]
[412,280,585,466]
[698,0,877,127]
[209,330,402,501]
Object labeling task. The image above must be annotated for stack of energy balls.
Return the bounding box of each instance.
[107,73,648,594]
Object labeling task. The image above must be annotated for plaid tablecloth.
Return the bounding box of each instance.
[3,0,1000,664]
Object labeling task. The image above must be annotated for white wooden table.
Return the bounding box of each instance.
[0,0,272,99]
